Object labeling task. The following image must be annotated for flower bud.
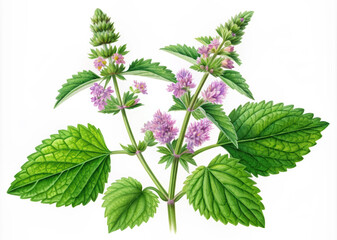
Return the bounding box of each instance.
[221,58,234,69]
[224,46,234,53]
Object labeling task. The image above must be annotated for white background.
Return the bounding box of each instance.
[1,0,336,239]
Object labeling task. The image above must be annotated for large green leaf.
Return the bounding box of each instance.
[184,154,265,227]
[122,58,176,82]
[54,70,101,108]
[160,44,199,64]
[218,101,329,176]
[7,124,111,207]
[199,103,238,147]
[102,177,159,232]
[218,70,254,100]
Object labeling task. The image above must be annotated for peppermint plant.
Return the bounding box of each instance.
[7,9,329,233]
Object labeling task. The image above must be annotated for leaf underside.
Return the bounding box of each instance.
[184,154,265,227]
[218,101,329,176]
[199,103,238,147]
[55,70,101,108]
[103,177,159,232]
[160,44,199,64]
[218,70,254,100]
[122,58,176,83]
[7,124,111,207]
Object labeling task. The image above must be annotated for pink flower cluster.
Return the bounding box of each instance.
[197,38,220,59]
[142,110,179,144]
[221,58,234,69]
[133,81,148,94]
[185,119,212,152]
[113,53,125,64]
[196,38,235,70]
[167,69,195,98]
[202,81,228,104]
[94,57,107,71]
[90,83,114,111]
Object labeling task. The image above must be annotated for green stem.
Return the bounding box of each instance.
[110,150,129,155]
[144,186,167,201]
[192,143,221,156]
[167,204,176,232]
[111,75,168,199]
[174,190,185,202]
[166,40,226,231]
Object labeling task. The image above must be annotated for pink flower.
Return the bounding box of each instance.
[94,57,107,71]
[221,58,234,69]
[133,81,148,94]
[198,45,210,58]
[142,110,179,144]
[208,38,220,50]
[185,119,212,152]
[90,83,114,111]
[224,46,234,53]
[167,69,195,98]
[113,53,125,64]
[202,81,228,104]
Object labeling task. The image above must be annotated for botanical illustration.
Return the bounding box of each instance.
[7,9,328,233]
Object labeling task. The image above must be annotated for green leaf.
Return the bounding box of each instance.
[89,44,129,59]
[168,96,187,112]
[122,58,176,82]
[54,70,101,108]
[100,95,120,114]
[195,36,213,45]
[199,103,238,147]
[117,44,129,55]
[157,141,196,172]
[144,131,157,147]
[219,70,254,100]
[218,101,329,176]
[184,154,265,227]
[103,177,159,232]
[225,51,242,65]
[122,91,142,109]
[7,124,111,207]
[101,91,142,114]
[137,141,147,152]
[101,63,125,77]
[120,144,137,155]
[168,95,205,120]
[216,11,254,45]
[161,44,199,64]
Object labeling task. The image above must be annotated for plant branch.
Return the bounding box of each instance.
[105,49,169,199]
[192,143,222,156]
[166,40,226,231]
[110,150,129,155]
[174,190,185,202]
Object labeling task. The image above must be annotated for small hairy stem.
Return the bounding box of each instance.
[174,190,185,202]
[111,74,168,199]
[109,150,129,155]
[144,186,168,201]
[192,143,222,156]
